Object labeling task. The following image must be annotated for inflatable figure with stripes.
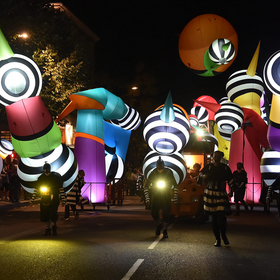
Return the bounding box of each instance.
[56,88,141,203]
[143,93,189,186]
[0,29,78,194]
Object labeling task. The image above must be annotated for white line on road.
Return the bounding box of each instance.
[148,233,163,249]
[121,259,144,280]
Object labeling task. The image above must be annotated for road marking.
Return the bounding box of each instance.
[148,234,163,249]
[122,259,144,280]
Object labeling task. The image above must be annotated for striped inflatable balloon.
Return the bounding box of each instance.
[226,70,264,102]
[215,102,244,133]
[190,106,209,124]
[263,50,280,96]
[219,97,229,104]
[143,106,190,154]
[189,114,199,127]
[17,144,78,193]
[0,54,42,106]
[260,148,280,186]
[110,104,141,130]
[105,153,124,184]
[208,38,235,65]
[217,126,232,142]
[143,151,186,185]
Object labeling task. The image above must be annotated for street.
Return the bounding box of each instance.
[1,196,280,280]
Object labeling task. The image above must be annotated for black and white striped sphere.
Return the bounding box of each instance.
[263,50,280,96]
[217,126,232,142]
[201,132,218,151]
[0,54,42,106]
[189,114,199,127]
[226,70,264,102]
[190,106,209,124]
[143,106,190,154]
[110,104,141,130]
[260,148,280,186]
[215,102,244,133]
[208,38,235,65]
[17,144,78,194]
[219,97,229,104]
[105,153,124,184]
[0,139,13,159]
[143,151,186,185]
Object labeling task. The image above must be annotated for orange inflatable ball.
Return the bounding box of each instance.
[179,14,238,77]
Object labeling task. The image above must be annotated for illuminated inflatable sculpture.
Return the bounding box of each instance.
[263,50,280,152]
[0,29,78,193]
[143,93,190,155]
[226,42,263,115]
[56,88,140,203]
[190,106,209,126]
[143,93,189,185]
[179,14,238,76]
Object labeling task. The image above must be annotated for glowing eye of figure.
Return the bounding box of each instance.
[157,181,165,188]
[5,70,26,94]
[40,186,49,193]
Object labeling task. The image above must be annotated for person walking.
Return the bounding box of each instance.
[198,151,236,247]
[30,163,66,236]
[232,162,249,215]
[63,170,85,220]
[144,157,178,238]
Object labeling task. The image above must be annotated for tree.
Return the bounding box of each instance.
[0,0,95,121]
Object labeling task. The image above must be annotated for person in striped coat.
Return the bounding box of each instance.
[30,163,65,236]
[63,170,85,220]
[144,157,178,238]
[198,151,235,247]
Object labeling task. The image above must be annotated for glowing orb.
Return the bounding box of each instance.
[0,54,42,106]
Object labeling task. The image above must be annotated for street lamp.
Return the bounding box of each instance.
[18,33,28,38]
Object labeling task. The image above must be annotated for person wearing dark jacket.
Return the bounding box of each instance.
[30,163,65,236]
[232,162,249,215]
[198,151,236,247]
[144,157,178,238]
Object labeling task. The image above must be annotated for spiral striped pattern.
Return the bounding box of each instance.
[260,148,280,186]
[215,102,244,133]
[0,54,42,106]
[208,38,235,65]
[105,153,124,184]
[17,144,78,194]
[143,151,186,185]
[217,126,232,142]
[219,97,229,104]
[226,70,264,101]
[263,50,280,96]
[190,106,209,124]
[189,114,199,127]
[143,107,190,154]
[110,104,141,130]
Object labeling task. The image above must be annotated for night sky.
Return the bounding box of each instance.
[64,0,280,113]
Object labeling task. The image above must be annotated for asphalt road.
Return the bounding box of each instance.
[0,197,280,280]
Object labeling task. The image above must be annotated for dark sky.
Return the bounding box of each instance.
[64,0,280,113]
